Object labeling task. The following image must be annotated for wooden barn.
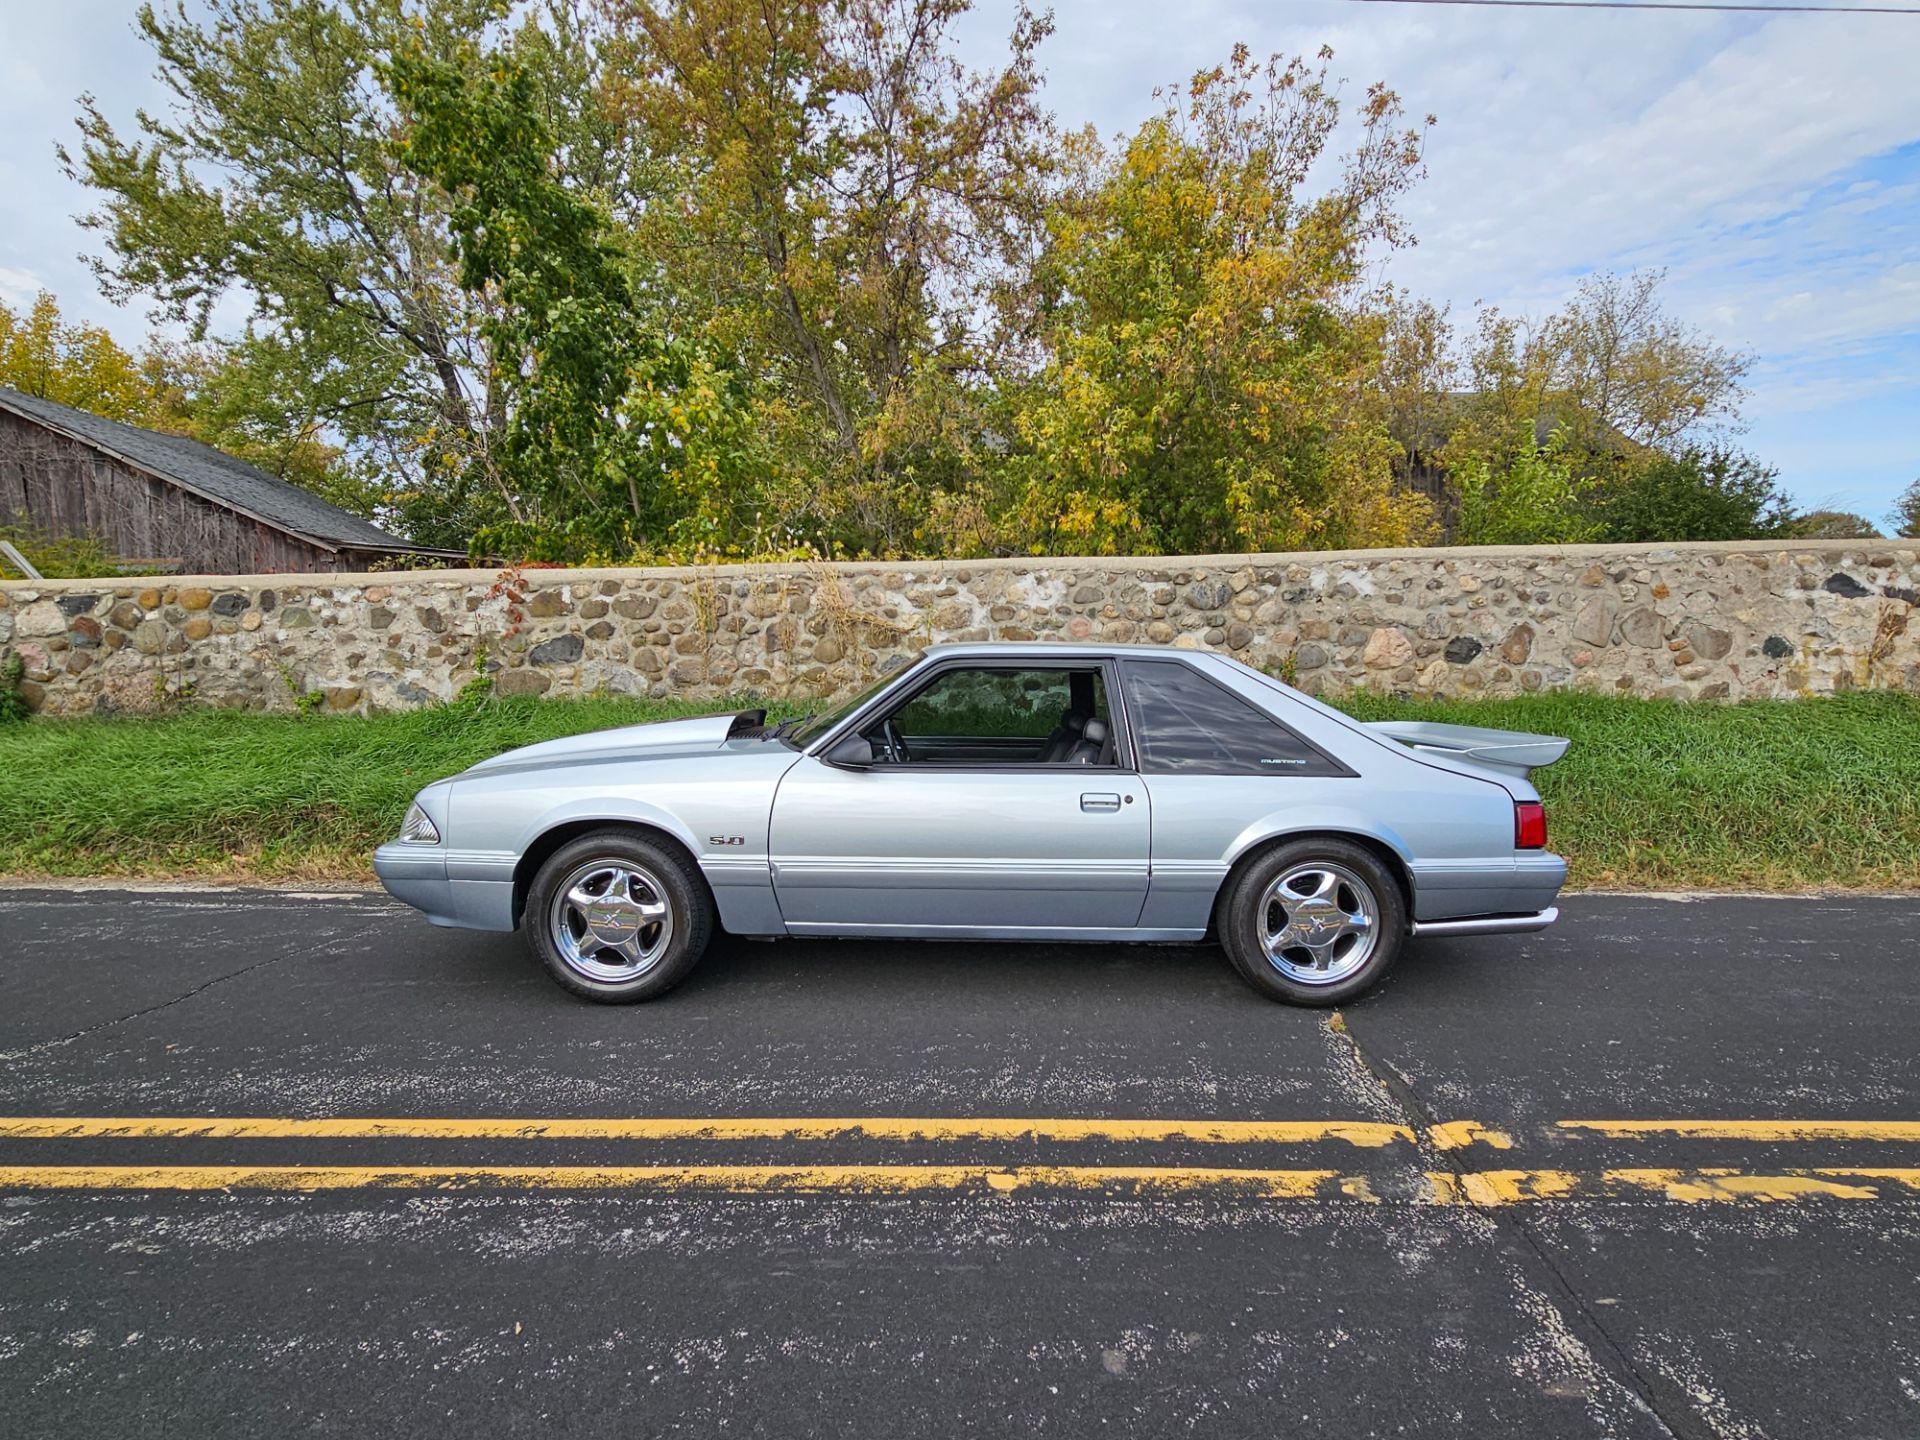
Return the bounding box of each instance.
[0,387,462,575]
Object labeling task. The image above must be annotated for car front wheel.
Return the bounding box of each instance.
[524,829,713,1003]
[1220,838,1406,1005]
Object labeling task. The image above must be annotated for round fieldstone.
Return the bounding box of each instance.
[1361,627,1415,669]
[131,619,168,655]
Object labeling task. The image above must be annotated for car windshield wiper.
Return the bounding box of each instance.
[767,713,816,741]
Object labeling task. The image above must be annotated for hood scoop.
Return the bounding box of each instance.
[465,709,767,774]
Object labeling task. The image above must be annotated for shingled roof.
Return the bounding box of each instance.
[0,387,461,558]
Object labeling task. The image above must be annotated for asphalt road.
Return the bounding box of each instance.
[1,888,1917,1439]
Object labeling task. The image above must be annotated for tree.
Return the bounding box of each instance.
[1589,446,1795,543]
[1412,270,1758,544]
[602,0,1056,553]
[0,291,150,419]
[1451,426,1595,546]
[1374,291,1458,497]
[1536,270,1750,453]
[1000,46,1434,556]
[1792,510,1882,540]
[387,35,763,560]
[1890,478,1920,540]
[1443,272,1750,472]
[64,0,628,549]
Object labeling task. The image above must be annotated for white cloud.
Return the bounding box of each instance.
[0,266,44,309]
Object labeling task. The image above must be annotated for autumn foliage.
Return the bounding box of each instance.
[43,0,1807,563]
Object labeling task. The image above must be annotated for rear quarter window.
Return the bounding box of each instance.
[1121,660,1350,776]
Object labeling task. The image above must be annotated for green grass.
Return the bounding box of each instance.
[0,694,799,880]
[0,689,1915,890]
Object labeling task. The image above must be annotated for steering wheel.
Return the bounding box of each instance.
[879,717,909,764]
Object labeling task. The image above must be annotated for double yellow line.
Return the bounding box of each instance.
[2,1115,1918,1204]
[0,1115,1419,1147]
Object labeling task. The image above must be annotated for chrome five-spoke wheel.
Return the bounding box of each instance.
[549,859,676,983]
[1259,862,1379,985]
[1222,838,1406,1005]
[526,830,713,1003]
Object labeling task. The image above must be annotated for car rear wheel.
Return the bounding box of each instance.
[525,830,713,1003]
[1220,838,1406,1005]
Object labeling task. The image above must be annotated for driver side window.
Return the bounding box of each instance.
[866,666,1113,766]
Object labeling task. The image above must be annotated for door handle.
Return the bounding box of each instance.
[1080,793,1122,812]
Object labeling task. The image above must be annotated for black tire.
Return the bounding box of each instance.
[1219,837,1407,1006]
[523,829,713,1003]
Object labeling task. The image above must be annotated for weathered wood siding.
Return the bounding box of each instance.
[0,410,358,574]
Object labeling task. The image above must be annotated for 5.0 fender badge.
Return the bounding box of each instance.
[708,835,746,847]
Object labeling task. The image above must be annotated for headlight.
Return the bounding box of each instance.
[398,801,441,845]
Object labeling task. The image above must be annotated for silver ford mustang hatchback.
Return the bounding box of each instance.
[375,643,1567,1005]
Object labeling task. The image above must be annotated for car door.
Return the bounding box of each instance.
[767,661,1151,936]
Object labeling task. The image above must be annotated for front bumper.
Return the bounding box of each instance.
[373,842,455,923]
[373,843,516,931]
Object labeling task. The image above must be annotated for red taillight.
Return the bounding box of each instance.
[1514,801,1547,850]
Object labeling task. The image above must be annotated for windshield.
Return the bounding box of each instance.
[784,662,920,748]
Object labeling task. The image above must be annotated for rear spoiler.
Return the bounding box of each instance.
[1364,720,1569,778]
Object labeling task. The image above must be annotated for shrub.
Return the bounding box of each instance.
[1589,447,1794,543]
[0,653,29,725]
[1890,478,1920,540]
[0,519,125,579]
[1452,426,1596,546]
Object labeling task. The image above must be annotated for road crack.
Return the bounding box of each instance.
[1331,1007,1715,1440]
[2,929,363,1061]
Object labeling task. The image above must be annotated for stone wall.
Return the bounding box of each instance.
[2,540,1916,717]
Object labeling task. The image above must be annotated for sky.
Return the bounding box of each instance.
[1,0,1915,522]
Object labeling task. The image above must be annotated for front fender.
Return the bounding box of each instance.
[512,796,707,865]
[506,794,787,938]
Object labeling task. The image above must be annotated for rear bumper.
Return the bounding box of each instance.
[1411,906,1558,938]
[1408,852,1567,922]
[373,844,515,931]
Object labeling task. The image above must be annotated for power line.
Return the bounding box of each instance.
[1347,0,1920,13]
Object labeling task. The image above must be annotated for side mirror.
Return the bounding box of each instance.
[824,733,875,769]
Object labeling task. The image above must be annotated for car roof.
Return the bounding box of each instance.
[919,641,1214,661]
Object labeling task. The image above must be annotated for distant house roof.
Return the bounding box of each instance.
[0,387,462,559]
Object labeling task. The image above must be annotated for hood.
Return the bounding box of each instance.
[1363,719,1569,779]
[463,709,765,775]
